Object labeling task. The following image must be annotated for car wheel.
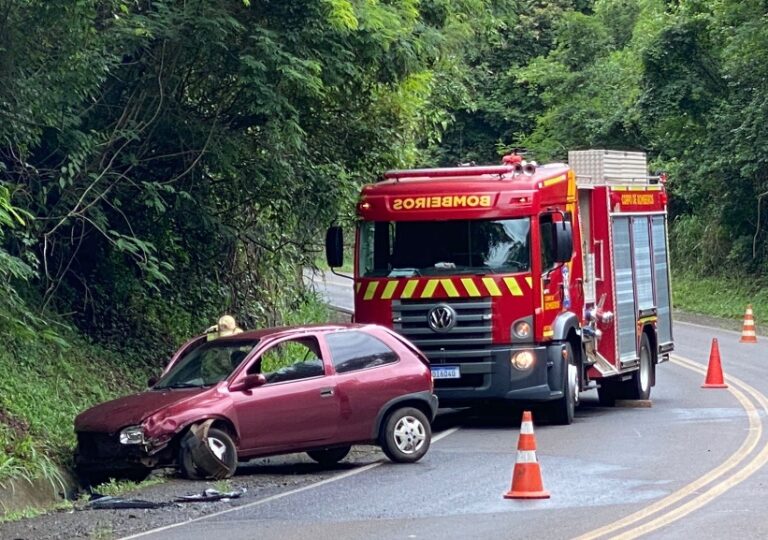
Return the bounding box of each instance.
[380,407,431,463]
[179,427,237,480]
[306,446,351,466]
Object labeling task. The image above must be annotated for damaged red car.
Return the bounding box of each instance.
[74,324,438,484]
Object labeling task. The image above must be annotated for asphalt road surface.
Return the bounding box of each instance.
[110,277,768,540]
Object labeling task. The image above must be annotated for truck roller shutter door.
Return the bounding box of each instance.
[612,217,637,362]
[652,217,673,345]
[632,217,654,312]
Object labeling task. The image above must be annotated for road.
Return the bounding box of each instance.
[117,276,768,540]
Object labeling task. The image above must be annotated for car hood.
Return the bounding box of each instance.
[75,387,210,433]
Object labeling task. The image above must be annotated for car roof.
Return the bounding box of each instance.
[215,323,373,342]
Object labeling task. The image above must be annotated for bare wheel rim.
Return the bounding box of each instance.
[207,437,227,461]
[393,415,426,454]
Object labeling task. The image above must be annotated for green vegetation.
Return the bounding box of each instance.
[0,333,152,488]
[1,0,767,498]
[673,272,768,326]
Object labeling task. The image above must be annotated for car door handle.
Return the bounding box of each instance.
[320,388,334,398]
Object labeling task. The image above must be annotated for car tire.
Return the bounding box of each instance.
[306,446,351,466]
[379,407,431,463]
[179,427,237,480]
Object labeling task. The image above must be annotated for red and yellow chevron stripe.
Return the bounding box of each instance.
[355,275,533,301]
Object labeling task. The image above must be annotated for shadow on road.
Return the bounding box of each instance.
[432,393,617,433]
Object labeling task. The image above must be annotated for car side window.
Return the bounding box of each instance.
[326,331,398,374]
[249,337,325,384]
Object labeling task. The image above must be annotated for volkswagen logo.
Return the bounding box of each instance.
[428,304,457,333]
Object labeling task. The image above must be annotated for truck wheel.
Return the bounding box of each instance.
[307,446,351,466]
[547,342,578,425]
[380,407,431,463]
[627,333,653,400]
[607,333,654,402]
[179,427,237,480]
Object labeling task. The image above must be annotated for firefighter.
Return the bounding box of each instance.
[205,314,243,340]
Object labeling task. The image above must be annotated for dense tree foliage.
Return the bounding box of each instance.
[1,0,767,356]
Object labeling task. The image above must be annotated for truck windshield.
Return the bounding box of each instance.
[359,218,530,277]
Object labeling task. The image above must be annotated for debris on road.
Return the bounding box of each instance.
[174,488,247,503]
[86,495,168,510]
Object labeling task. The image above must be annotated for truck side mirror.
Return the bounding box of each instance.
[553,220,573,263]
[326,226,344,268]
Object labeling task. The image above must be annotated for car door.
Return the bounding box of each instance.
[324,330,400,441]
[230,334,340,453]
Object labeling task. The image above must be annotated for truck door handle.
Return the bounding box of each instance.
[320,388,334,398]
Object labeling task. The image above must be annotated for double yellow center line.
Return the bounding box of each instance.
[576,354,768,539]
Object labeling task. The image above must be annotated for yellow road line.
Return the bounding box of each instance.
[576,354,767,540]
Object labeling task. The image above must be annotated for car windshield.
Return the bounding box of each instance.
[155,339,260,389]
[359,218,531,277]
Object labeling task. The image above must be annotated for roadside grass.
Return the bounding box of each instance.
[672,270,768,325]
[92,476,165,497]
[0,336,152,488]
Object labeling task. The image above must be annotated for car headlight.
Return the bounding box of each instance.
[510,350,535,371]
[119,426,145,445]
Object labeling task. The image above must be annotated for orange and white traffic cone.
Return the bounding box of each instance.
[702,338,728,389]
[739,305,758,343]
[503,410,550,499]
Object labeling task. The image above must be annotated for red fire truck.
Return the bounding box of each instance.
[326,150,673,424]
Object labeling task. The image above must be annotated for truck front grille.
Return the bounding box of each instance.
[392,298,493,364]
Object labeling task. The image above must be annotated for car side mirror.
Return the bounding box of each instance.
[325,226,344,268]
[147,375,159,388]
[230,373,267,392]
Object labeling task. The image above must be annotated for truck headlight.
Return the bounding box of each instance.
[513,321,531,339]
[510,350,535,370]
[119,426,145,445]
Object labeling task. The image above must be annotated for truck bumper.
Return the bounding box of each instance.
[433,345,565,407]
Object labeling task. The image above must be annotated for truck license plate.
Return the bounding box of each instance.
[431,366,461,379]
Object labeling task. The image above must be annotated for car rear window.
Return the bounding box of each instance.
[326,331,398,373]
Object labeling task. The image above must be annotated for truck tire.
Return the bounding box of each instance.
[546,342,578,425]
[605,333,654,402]
[626,333,653,400]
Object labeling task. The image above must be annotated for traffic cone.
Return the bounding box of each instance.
[702,338,728,389]
[503,410,550,499]
[739,305,758,343]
